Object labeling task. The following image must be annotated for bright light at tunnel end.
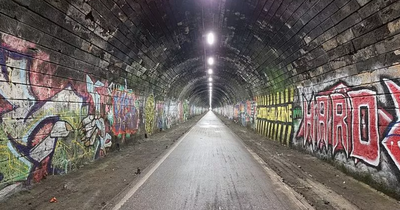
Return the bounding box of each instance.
[207,32,215,45]
[207,57,214,65]
[209,91,212,110]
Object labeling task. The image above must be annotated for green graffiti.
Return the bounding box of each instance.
[293,107,302,120]
[0,126,30,188]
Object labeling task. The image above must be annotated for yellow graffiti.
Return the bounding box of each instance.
[52,138,95,173]
[256,88,294,145]
[145,95,155,135]
[54,140,91,161]
[0,144,30,184]
[257,105,292,123]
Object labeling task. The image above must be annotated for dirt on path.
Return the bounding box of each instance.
[217,115,400,210]
[0,114,205,210]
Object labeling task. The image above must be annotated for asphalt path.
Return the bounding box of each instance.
[114,112,310,210]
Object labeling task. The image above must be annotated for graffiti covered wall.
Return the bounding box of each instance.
[0,34,206,194]
[217,90,294,145]
[292,69,400,194]
[214,100,257,128]
[211,0,400,197]
[0,33,115,189]
[256,88,294,145]
[214,105,234,120]
[111,85,140,142]
[145,95,155,135]
[217,73,400,195]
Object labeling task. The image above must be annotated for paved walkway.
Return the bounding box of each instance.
[114,112,310,210]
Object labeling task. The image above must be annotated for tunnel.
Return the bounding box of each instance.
[1,0,400,209]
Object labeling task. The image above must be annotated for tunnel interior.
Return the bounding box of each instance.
[1,0,400,199]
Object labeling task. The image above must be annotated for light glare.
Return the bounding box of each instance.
[207,57,214,65]
[207,32,215,45]
[208,69,213,74]
[208,77,212,82]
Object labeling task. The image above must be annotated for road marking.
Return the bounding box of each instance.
[111,126,196,210]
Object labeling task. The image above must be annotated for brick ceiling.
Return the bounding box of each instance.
[84,0,365,107]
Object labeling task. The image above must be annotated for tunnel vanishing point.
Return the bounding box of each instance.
[1,0,400,201]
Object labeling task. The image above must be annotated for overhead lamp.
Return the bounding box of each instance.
[208,77,213,82]
[207,32,215,45]
[207,57,214,65]
[208,69,213,74]
[209,83,212,86]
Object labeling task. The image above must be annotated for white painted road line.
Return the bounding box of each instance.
[111,125,195,210]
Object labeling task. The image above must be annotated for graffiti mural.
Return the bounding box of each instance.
[183,100,189,122]
[156,101,165,130]
[145,95,155,135]
[166,100,178,128]
[0,33,115,186]
[293,79,400,172]
[382,79,400,172]
[214,105,234,120]
[214,101,256,128]
[84,75,113,158]
[243,100,257,128]
[256,88,294,145]
[190,105,204,116]
[0,32,206,196]
[111,86,140,138]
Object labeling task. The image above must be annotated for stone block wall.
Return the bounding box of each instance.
[218,0,400,197]
[0,0,206,197]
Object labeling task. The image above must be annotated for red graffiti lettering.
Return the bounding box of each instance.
[331,93,350,155]
[316,95,330,149]
[382,80,400,171]
[348,90,379,166]
[297,82,395,167]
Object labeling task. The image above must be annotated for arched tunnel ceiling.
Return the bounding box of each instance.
[70,0,364,107]
[120,0,268,106]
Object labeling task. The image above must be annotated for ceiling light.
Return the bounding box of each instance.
[207,32,215,45]
[208,69,213,74]
[208,77,212,82]
[207,57,214,65]
[209,83,212,86]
